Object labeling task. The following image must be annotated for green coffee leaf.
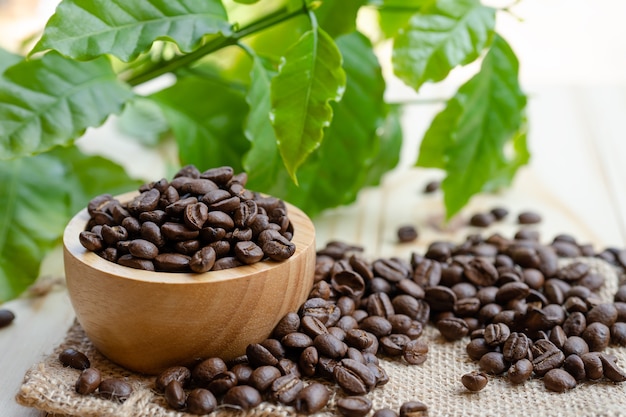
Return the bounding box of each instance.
[314,0,365,38]
[417,34,527,219]
[0,52,133,160]
[392,0,495,90]
[32,0,231,62]
[375,0,428,39]
[150,76,249,172]
[0,146,139,301]
[251,31,391,216]
[363,104,403,187]
[231,0,260,3]
[270,19,346,182]
[0,48,21,73]
[242,53,283,190]
[117,97,169,147]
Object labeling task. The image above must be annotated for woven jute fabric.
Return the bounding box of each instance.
[16,257,626,417]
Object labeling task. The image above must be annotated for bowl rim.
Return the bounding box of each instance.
[63,191,316,285]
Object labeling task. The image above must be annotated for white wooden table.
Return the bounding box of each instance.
[1,83,626,416]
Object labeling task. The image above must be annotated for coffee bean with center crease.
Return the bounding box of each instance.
[99,378,132,402]
[436,317,469,341]
[599,352,626,382]
[403,338,429,365]
[192,357,227,386]
[334,358,377,395]
[189,246,217,273]
[270,373,304,404]
[223,385,262,410]
[207,371,238,396]
[314,333,348,358]
[464,257,498,286]
[373,258,409,282]
[59,348,90,370]
[156,366,191,392]
[337,396,372,417]
[461,370,488,392]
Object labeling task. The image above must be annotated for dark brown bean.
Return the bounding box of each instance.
[461,370,488,391]
[59,348,90,370]
[544,368,576,392]
[337,396,372,417]
[270,373,304,404]
[164,380,186,409]
[75,368,101,395]
[156,366,191,392]
[192,357,227,386]
[98,378,132,402]
[399,400,429,417]
[508,358,533,384]
[294,382,330,414]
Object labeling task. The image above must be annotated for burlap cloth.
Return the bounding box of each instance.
[16,258,626,417]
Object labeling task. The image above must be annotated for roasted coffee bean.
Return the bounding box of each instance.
[118,254,155,271]
[373,258,410,282]
[359,316,392,338]
[562,336,589,357]
[503,332,529,362]
[490,207,509,220]
[332,269,366,298]
[549,325,568,349]
[517,211,541,224]
[273,312,301,340]
[140,221,165,248]
[461,370,488,391]
[399,400,429,417]
[189,246,216,273]
[231,364,253,385]
[479,352,508,375]
[154,253,191,272]
[99,378,132,402]
[469,212,495,228]
[464,257,498,286]
[207,371,238,396]
[183,202,209,230]
[59,348,90,370]
[344,329,375,351]
[314,333,348,358]
[582,322,611,351]
[79,231,103,251]
[397,225,418,242]
[270,373,304,404]
[368,362,390,386]
[436,317,469,341]
[200,166,234,184]
[282,332,313,350]
[599,353,626,382]
[612,322,626,346]
[164,380,186,409]
[466,338,493,361]
[413,259,441,288]
[543,368,576,392]
[246,343,279,367]
[581,352,604,380]
[587,303,618,327]
[156,366,191,391]
[373,408,398,417]
[403,338,429,365]
[508,358,533,384]
[128,239,159,259]
[557,261,590,281]
[563,311,586,337]
[380,334,411,356]
[262,233,296,261]
[484,323,511,346]
[563,354,586,381]
[249,366,281,392]
[192,357,227,386]
[173,238,201,255]
[75,368,101,395]
[294,382,330,414]
[424,285,456,312]
[336,396,373,417]
[128,188,160,213]
[234,241,264,264]
[367,292,396,317]
[0,309,15,328]
[223,385,262,410]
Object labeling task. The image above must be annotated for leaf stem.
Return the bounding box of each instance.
[125,4,309,87]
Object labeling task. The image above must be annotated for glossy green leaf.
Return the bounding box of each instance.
[392,0,495,90]
[314,0,365,38]
[375,0,428,39]
[270,20,346,182]
[0,48,21,73]
[150,76,249,172]
[0,52,134,160]
[0,146,140,301]
[32,0,231,62]
[362,103,403,187]
[417,34,527,218]
[116,97,169,147]
[242,53,283,190]
[249,31,390,216]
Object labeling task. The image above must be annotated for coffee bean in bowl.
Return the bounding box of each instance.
[63,165,316,374]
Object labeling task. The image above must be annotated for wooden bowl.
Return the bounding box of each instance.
[63,192,316,375]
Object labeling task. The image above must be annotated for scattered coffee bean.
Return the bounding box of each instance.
[399,400,428,417]
[59,348,90,370]
[518,211,542,224]
[0,309,15,328]
[75,368,101,395]
[337,396,373,417]
[294,382,330,414]
[423,180,440,193]
[543,368,576,392]
[164,380,186,409]
[397,225,418,243]
[461,370,488,391]
[470,212,495,228]
[155,365,191,392]
[186,388,217,415]
[98,378,132,402]
[223,385,262,410]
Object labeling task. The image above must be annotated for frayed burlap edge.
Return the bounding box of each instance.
[16,258,626,417]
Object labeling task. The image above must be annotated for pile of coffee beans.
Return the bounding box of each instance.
[59,348,132,402]
[79,165,296,273]
[0,308,15,329]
